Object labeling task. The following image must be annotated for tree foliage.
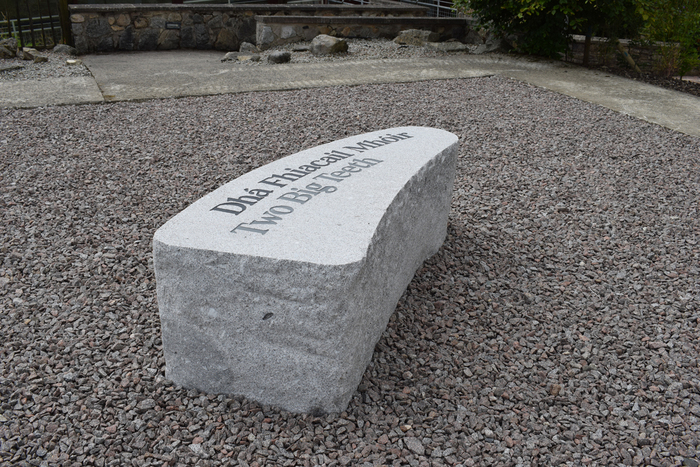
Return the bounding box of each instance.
[636,0,700,76]
[452,0,643,58]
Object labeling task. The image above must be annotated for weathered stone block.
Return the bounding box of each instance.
[117,14,131,27]
[236,17,257,44]
[86,18,111,38]
[150,16,166,29]
[311,34,348,55]
[256,24,275,49]
[159,30,180,50]
[180,26,195,48]
[119,26,135,50]
[0,38,18,53]
[425,41,468,53]
[194,24,209,48]
[138,30,158,50]
[268,50,291,63]
[207,15,223,30]
[154,127,458,414]
[134,17,148,29]
[239,41,258,53]
[18,47,39,60]
[280,25,298,40]
[214,29,238,51]
[94,36,114,53]
[0,46,14,59]
[394,29,439,46]
[73,36,88,55]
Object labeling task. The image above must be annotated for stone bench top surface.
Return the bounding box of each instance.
[154,126,458,265]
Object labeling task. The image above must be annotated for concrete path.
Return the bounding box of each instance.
[0,76,103,108]
[1,50,698,137]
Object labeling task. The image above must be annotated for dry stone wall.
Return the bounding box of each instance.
[566,35,699,75]
[255,16,469,49]
[69,4,428,54]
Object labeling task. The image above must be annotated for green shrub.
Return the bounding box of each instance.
[637,0,700,77]
[453,0,643,58]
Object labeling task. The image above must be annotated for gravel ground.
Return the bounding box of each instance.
[1,75,699,467]
[0,50,91,82]
[0,40,456,83]
[586,66,700,99]
[2,38,699,99]
[230,39,468,65]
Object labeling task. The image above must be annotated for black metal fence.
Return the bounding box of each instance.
[327,0,456,17]
[0,0,68,48]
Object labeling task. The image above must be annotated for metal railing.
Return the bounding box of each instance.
[394,0,456,17]
[0,0,64,48]
[327,0,456,16]
[182,0,269,3]
[1,15,61,45]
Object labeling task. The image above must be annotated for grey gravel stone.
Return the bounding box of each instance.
[239,41,258,53]
[404,436,425,455]
[425,41,469,53]
[1,73,698,467]
[53,44,78,56]
[0,37,17,54]
[0,50,91,81]
[0,46,13,59]
[221,51,240,62]
[267,50,291,64]
[0,64,23,73]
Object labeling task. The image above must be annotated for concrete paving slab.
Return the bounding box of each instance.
[504,66,700,137]
[0,76,103,108]
[81,51,494,101]
[4,49,698,139]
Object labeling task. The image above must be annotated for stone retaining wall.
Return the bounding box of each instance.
[566,34,699,75]
[69,3,428,54]
[256,16,469,49]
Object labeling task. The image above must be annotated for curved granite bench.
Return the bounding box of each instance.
[153,126,458,414]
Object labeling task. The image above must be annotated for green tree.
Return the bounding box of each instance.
[453,0,643,59]
[637,0,700,76]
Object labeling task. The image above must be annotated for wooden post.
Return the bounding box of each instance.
[583,26,592,67]
[58,0,73,46]
[617,42,642,74]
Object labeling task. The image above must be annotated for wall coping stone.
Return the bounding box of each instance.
[256,15,468,26]
[569,34,680,48]
[69,3,428,15]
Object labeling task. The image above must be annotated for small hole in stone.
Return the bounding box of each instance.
[263,312,273,320]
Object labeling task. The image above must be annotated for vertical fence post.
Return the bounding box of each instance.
[27,2,39,47]
[13,0,23,46]
[58,0,73,46]
[46,0,59,46]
